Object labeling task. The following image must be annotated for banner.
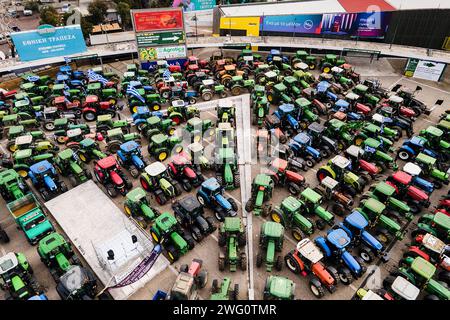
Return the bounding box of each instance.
[133,9,183,32]
[172,0,215,12]
[321,12,391,38]
[11,25,86,61]
[136,30,185,46]
[138,45,187,61]
[260,14,322,34]
[404,58,446,82]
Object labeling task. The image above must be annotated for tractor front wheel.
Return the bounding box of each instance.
[291,227,304,241]
[270,208,285,226]
[338,267,354,285]
[83,111,97,122]
[284,253,301,273]
[166,245,179,264]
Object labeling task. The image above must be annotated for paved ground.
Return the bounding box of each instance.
[0,51,448,300]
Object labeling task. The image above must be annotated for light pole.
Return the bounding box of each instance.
[193,14,198,41]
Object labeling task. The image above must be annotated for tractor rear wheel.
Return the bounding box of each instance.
[0,230,10,244]
[438,271,450,286]
[332,203,346,217]
[316,219,326,231]
[359,246,375,263]
[129,165,139,179]
[270,208,285,226]
[309,277,325,298]
[166,245,179,264]
[245,199,254,212]
[288,182,301,195]
[326,266,340,285]
[382,276,396,290]
[375,228,391,244]
[206,216,217,232]
[155,192,167,206]
[256,252,263,268]
[173,182,183,196]
[230,284,239,300]
[182,181,192,192]
[106,184,117,198]
[191,226,203,243]
[211,279,219,293]
[180,264,189,273]
[262,204,270,217]
[285,253,300,273]
[291,227,304,241]
[83,111,96,122]
[41,190,50,202]
[228,198,238,212]
[197,270,208,288]
[338,267,353,285]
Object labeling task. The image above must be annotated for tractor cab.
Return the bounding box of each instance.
[57,265,97,300]
[361,198,386,221]
[264,276,295,300]
[345,92,360,105]
[300,188,323,210]
[403,162,423,177]
[326,228,351,250]
[414,153,440,175]
[0,252,24,279]
[143,161,169,183]
[120,140,140,155]
[171,154,191,172]
[187,142,209,167]
[96,156,121,175]
[66,128,84,143]
[390,276,420,300]
[330,155,352,175]
[296,238,324,264]
[216,122,234,146]
[421,233,448,261]
[388,95,404,107]
[421,126,446,146]
[319,176,340,196]
[177,195,203,219]
[15,135,33,151]
[371,182,397,202]
[200,177,223,197]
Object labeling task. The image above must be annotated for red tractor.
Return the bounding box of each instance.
[156,78,188,100]
[285,238,339,298]
[93,156,132,197]
[265,157,306,195]
[436,198,450,216]
[81,95,120,121]
[52,96,82,116]
[167,154,204,192]
[184,56,211,75]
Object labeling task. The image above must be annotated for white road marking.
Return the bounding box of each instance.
[387,77,403,90]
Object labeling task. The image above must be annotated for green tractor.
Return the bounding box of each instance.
[319,54,345,73]
[353,84,380,107]
[256,221,284,272]
[245,174,274,216]
[357,197,404,243]
[282,76,303,97]
[147,133,183,162]
[270,196,315,241]
[316,155,368,196]
[105,128,141,154]
[214,147,239,190]
[298,187,335,230]
[149,212,193,263]
[0,252,38,300]
[357,122,400,143]
[124,187,161,229]
[267,83,292,105]
[324,119,359,150]
[140,161,182,205]
[210,278,239,300]
[198,78,227,101]
[263,275,295,300]
[413,212,450,242]
[54,148,92,187]
[12,148,54,178]
[74,138,108,163]
[251,85,270,126]
[218,217,247,272]
[0,169,29,202]
[294,97,320,128]
[216,100,236,126]
[362,181,413,221]
[185,117,215,143]
[228,75,255,96]
[139,115,176,138]
[167,99,200,125]
[413,153,449,189]
[361,138,398,172]
[215,122,236,149]
[292,50,317,70]
[37,233,97,300]
[395,257,450,300]
[95,114,130,136]
[293,70,316,88]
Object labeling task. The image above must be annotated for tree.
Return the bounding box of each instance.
[88,0,108,24]
[116,2,131,29]
[39,6,61,26]
[24,0,39,12]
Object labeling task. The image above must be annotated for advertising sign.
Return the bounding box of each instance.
[404,58,446,82]
[11,25,86,62]
[138,45,187,61]
[133,9,184,32]
[136,30,185,46]
[260,15,322,34]
[219,17,260,36]
[321,12,390,38]
[172,0,215,12]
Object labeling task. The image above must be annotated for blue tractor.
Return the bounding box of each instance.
[315,228,365,285]
[116,141,147,178]
[28,160,68,201]
[397,136,440,162]
[273,103,300,136]
[197,178,238,222]
[314,81,338,103]
[266,49,289,64]
[332,99,364,121]
[339,210,390,264]
[288,132,321,168]
[132,106,163,131]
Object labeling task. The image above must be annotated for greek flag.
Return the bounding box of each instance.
[163,69,172,80]
[87,69,108,85]
[365,146,376,153]
[27,75,40,82]
[126,84,145,104]
[380,124,384,134]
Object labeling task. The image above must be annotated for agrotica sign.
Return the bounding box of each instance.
[11,25,87,62]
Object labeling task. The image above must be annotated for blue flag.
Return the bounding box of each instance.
[126,84,145,104]
[87,69,108,85]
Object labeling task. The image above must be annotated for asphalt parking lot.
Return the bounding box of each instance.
[0,50,449,300]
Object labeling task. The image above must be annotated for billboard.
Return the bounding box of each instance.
[260,14,322,34]
[172,0,215,12]
[404,58,446,82]
[136,30,185,46]
[138,45,187,61]
[11,25,86,62]
[321,12,390,38]
[219,17,260,36]
[132,9,184,32]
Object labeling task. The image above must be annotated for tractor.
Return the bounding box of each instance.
[12,148,54,178]
[371,112,414,139]
[315,228,365,284]
[251,89,270,127]
[412,153,449,189]
[167,99,200,125]
[185,117,215,143]
[343,145,380,179]
[316,155,368,196]
[298,188,336,230]
[272,103,300,136]
[147,133,182,162]
[412,212,450,243]
[140,115,176,139]
[149,212,194,263]
[245,174,274,216]
[306,122,338,158]
[363,181,413,221]
[394,257,450,300]
[288,132,322,167]
[81,95,120,122]
[265,157,306,195]
[168,154,204,192]
[285,238,340,298]
[263,276,295,300]
[124,187,160,228]
[269,196,315,241]
[294,97,321,128]
[405,233,450,272]
[210,278,239,300]
[353,84,380,108]
[216,100,236,126]
[28,160,68,201]
[116,141,147,178]
[54,148,92,187]
[93,156,132,197]
[396,86,431,116]
[140,161,182,205]
[0,169,29,202]
[267,83,293,105]
[214,147,239,190]
[166,259,208,300]
[419,126,449,159]
[74,138,107,163]
[198,79,227,101]
[186,142,211,171]
[256,221,284,272]
[292,50,317,70]
[339,210,389,264]
[95,114,130,135]
[172,195,216,242]
[0,252,39,300]
[37,232,97,300]
[361,138,398,172]
[319,54,346,73]
[197,177,238,221]
[313,176,354,217]
[397,136,442,163]
[218,217,247,272]
[105,128,141,154]
[215,122,236,148]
